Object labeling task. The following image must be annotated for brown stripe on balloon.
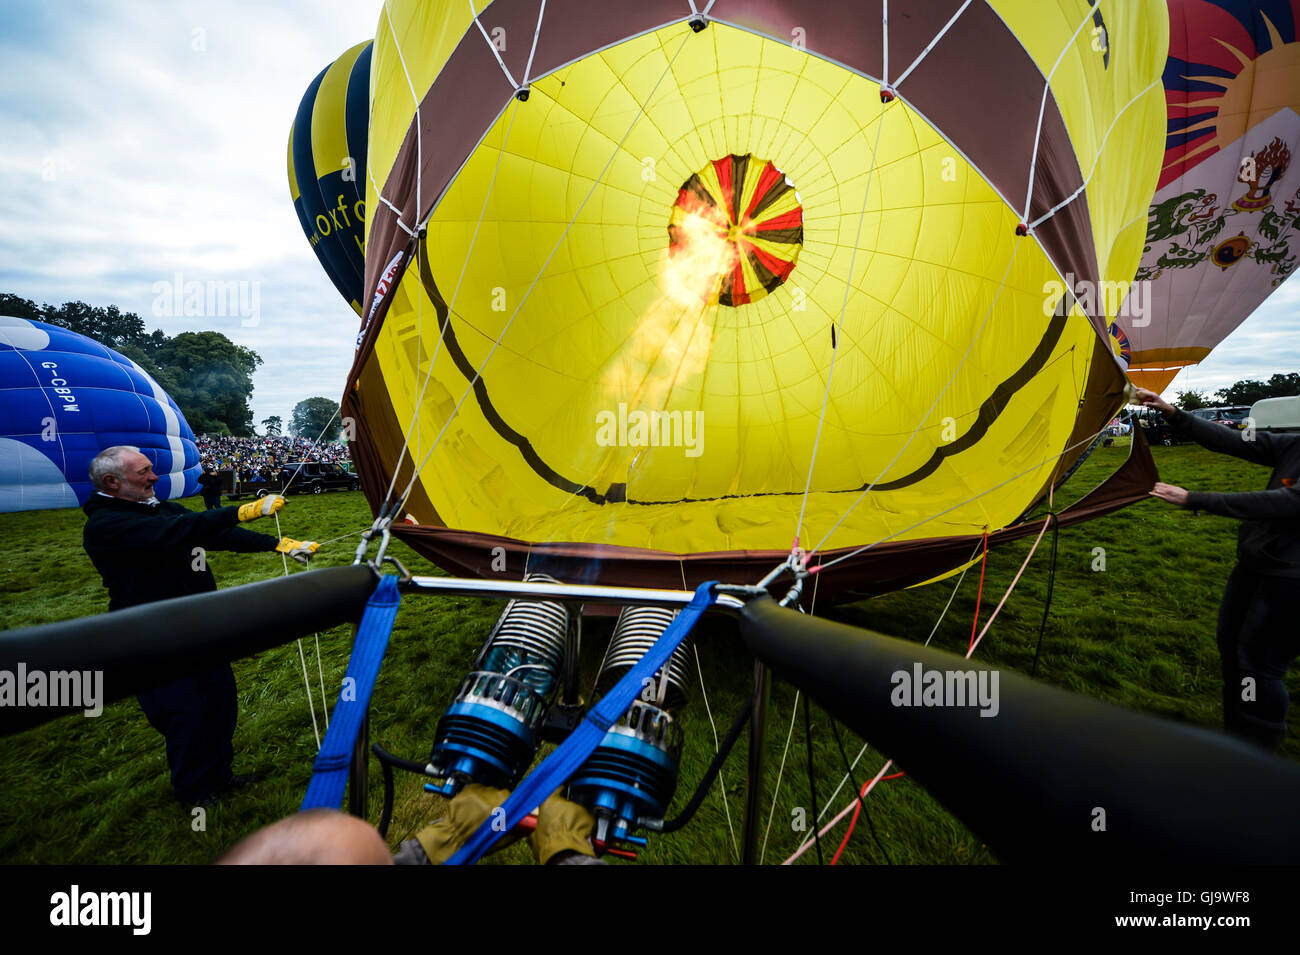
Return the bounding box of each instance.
[750,227,803,244]
[729,153,749,225]
[387,431,1154,598]
[749,174,793,221]
[680,174,716,211]
[413,233,618,505]
[746,247,782,293]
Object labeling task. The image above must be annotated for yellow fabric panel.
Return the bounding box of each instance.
[1131,346,1212,364]
[287,128,300,202]
[311,40,369,184]
[367,0,486,249]
[372,22,1104,554]
[989,0,1167,313]
[1127,367,1182,394]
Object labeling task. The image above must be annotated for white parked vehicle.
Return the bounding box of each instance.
[1248,395,1300,433]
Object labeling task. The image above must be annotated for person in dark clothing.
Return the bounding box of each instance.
[197,468,223,509]
[82,445,320,805]
[1137,388,1300,751]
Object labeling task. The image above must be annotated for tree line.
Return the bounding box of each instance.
[4,293,347,441]
[1176,373,1300,410]
[3,293,262,436]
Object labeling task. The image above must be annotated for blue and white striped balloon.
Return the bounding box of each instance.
[0,316,200,512]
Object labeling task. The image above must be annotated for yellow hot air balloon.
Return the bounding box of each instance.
[344,0,1169,594]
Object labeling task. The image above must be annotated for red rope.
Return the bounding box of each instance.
[829,771,906,865]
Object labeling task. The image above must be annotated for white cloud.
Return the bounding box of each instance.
[0,0,379,423]
[3,0,1297,429]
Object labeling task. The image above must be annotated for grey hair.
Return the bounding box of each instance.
[89,445,142,491]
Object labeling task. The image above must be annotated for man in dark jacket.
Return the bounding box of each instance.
[1137,389,1300,751]
[197,467,223,509]
[82,445,320,804]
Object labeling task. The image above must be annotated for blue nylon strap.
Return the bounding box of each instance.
[446,580,719,865]
[301,573,401,811]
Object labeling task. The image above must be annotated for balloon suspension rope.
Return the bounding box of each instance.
[275,510,324,748]
[783,512,1056,864]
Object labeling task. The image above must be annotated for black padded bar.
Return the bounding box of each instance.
[739,596,1300,863]
[0,564,378,735]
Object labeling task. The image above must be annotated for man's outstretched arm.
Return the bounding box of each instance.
[1134,387,1284,467]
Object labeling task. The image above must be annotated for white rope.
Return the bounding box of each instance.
[280,405,342,494]
[275,510,321,749]
[378,99,523,519]
[522,0,547,89]
[267,402,347,746]
[470,0,521,90]
[1022,3,1101,222]
[371,191,417,237]
[785,759,894,864]
[794,97,888,542]
[798,540,978,849]
[788,523,1049,863]
[693,643,738,860]
[891,0,972,91]
[378,0,423,245]
[882,0,888,87]
[392,30,694,514]
[760,688,800,864]
[804,239,1023,560]
[812,420,1107,574]
[1029,76,1163,230]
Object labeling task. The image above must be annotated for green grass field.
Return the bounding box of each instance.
[1,440,1295,865]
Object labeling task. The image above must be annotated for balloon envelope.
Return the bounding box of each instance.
[1123,0,1300,392]
[288,41,372,316]
[0,316,199,512]
[346,1,1170,591]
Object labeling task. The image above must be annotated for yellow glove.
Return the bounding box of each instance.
[413,784,512,865]
[238,495,285,522]
[275,538,319,564]
[530,790,596,864]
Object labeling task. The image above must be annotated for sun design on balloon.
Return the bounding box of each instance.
[666,154,803,307]
[1162,8,1300,185]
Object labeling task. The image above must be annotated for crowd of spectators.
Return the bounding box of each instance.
[196,434,352,483]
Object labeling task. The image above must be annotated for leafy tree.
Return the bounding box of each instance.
[0,292,41,320]
[154,332,263,436]
[39,300,148,351]
[2,293,263,436]
[291,397,341,440]
[115,342,180,396]
[261,415,283,437]
[1215,372,1300,406]
[1175,390,1210,410]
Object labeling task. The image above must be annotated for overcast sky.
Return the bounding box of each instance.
[0,0,379,426]
[1,1,1296,430]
